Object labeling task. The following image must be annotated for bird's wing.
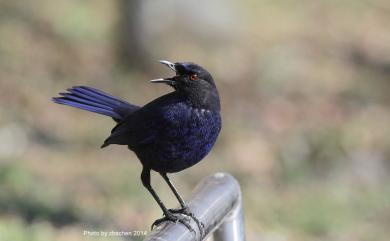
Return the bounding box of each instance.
[101,92,184,148]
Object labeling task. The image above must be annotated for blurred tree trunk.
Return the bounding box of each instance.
[116,0,150,71]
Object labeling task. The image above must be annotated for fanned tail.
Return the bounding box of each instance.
[52,86,139,121]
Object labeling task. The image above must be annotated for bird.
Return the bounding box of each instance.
[52,60,222,234]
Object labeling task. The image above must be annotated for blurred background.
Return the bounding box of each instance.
[1,0,390,240]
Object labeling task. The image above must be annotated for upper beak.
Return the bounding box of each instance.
[159,60,176,72]
[150,60,177,85]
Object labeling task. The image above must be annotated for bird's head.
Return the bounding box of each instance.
[151,60,216,90]
[151,60,220,111]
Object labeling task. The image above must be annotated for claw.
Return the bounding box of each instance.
[151,212,195,234]
[169,206,192,215]
[168,207,205,238]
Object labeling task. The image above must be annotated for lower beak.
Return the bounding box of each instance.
[150,78,175,86]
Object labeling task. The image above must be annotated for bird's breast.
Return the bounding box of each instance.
[138,105,221,173]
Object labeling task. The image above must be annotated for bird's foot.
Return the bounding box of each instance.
[169,207,205,237]
[168,206,192,215]
[151,212,195,234]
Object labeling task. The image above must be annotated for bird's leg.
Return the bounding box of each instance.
[160,172,205,236]
[160,173,187,210]
[141,168,194,233]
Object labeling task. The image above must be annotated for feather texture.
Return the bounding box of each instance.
[52,86,140,121]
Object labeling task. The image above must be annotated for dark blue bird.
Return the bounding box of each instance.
[52,61,221,232]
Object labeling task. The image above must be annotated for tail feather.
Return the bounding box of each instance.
[58,93,113,109]
[65,89,111,106]
[52,86,139,121]
[69,86,130,107]
[52,97,122,119]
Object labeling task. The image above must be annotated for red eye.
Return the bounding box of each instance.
[189,74,198,81]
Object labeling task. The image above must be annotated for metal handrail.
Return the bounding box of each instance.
[144,172,245,241]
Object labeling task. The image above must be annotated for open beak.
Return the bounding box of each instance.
[150,60,177,85]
